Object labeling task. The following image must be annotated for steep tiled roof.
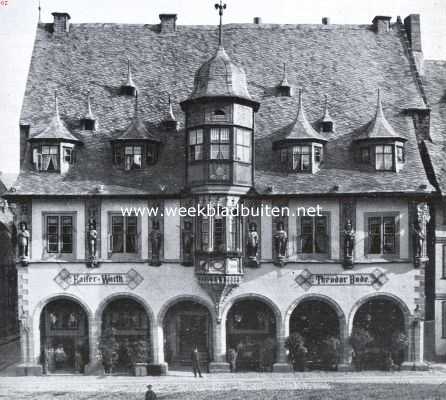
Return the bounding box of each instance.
[274,89,327,145]
[422,60,446,193]
[11,20,433,196]
[354,89,406,142]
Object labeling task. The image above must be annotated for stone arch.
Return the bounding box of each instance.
[284,294,347,338]
[157,294,216,326]
[348,292,411,335]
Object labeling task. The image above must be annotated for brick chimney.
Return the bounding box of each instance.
[404,14,424,75]
[52,12,71,35]
[322,17,330,25]
[159,14,177,33]
[372,16,391,33]
[253,17,262,24]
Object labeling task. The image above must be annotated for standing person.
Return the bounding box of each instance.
[74,350,83,374]
[228,348,237,373]
[40,348,48,375]
[145,384,157,400]
[191,345,203,378]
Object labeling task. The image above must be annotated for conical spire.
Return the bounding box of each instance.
[126,59,136,88]
[84,91,95,120]
[322,95,333,122]
[165,95,176,122]
[357,88,406,141]
[274,89,327,145]
[29,91,82,144]
[279,63,290,88]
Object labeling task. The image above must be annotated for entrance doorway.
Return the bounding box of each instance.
[352,297,406,370]
[40,298,89,373]
[163,300,212,369]
[226,299,277,371]
[101,298,151,373]
[289,299,340,370]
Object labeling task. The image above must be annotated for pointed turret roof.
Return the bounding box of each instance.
[122,59,137,90]
[29,92,82,144]
[84,92,95,121]
[356,89,406,142]
[163,95,176,123]
[278,63,291,88]
[321,95,333,124]
[113,96,160,142]
[274,90,327,146]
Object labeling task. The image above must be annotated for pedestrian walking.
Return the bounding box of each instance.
[191,345,203,377]
[145,384,157,400]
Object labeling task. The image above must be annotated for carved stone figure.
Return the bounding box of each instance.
[343,219,355,268]
[246,222,259,267]
[149,220,162,266]
[413,221,425,258]
[17,221,30,266]
[87,218,99,268]
[182,220,194,266]
[274,221,287,266]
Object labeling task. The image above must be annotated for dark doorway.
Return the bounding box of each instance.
[163,300,212,370]
[352,298,406,370]
[40,299,89,374]
[289,300,340,370]
[101,298,151,373]
[226,299,277,371]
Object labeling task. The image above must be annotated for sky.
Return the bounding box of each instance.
[0,0,445,174]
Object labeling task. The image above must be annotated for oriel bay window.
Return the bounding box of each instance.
[197,212,241,253]
[367,215,397,256]
[109,215,138,254]
[46,214,74,254]
[298,215,329,255]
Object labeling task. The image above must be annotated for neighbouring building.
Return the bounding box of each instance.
[5,9,436,375]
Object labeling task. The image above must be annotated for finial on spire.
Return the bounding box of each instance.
[86,91,94,119]
[376,87,384,117]
[280,62,290,87]
[38,0,42,23]
[167,94,176,121]
[214,0,227,46]
[54,90,60,121]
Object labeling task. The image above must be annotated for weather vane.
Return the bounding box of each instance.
[215,0,227,46]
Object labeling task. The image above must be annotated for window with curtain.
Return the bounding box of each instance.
[367,215,396,255]
[189,129,204,161]
[375,145,394,171]
[292,146,311,171]
[210,128,230,160]
[46,215,73,254]
[41,145,60,171]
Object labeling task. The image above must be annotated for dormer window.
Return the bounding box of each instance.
[83,119,96,131]
[124,145,142,170]
[276,63,292,97]
[33,145,59,172]
[375,144,394,171]
[321,120,333,133]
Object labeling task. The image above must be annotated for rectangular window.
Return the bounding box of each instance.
[124,146,142,170]
[314,146,323,163]
[300,216,328,254]
[63,147,74,164]
[210,128,230,160]
[200,216,210,250]
[113,144,123,164]
[234,128,251,163]
[110,215,137,254]
[367,215,396,255]
[39,145,60,171]
[397,145,405,163]
[360,147,370,163]
[189,129,204,161]
[46,215,73,254]
[292,146,311,172]
[146,143,158,165]
[214,215,225,251]
[375,145,394,171]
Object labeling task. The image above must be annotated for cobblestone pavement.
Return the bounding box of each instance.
[1,371,446,396]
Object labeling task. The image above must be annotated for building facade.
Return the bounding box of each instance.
[6,10,435,375]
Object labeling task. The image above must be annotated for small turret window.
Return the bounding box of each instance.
[63,147,74,164]
[314,146,323,163]
[210,128,230,159]
[375,145,394,171]
[83,119,96,131]
[124,145,142,170]
[397,145,405,162]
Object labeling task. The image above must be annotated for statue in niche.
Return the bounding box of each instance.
[182,220,194,266]
[17,221,30,266]
[149,220,162,266]
[413,221,425,259]
[274,221,288,266]
[87,218,99,268]
[246,222,259,267]
[343,219,355,268]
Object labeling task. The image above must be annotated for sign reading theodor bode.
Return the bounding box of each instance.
[54,268,143,290]
[295,268,388,291]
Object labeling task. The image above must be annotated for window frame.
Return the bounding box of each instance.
[364,212,400,258]
[108,213,140,257]
[124,145,143,171]
[375,144,395,171]
[43,212,76,258]
[33,144,60,172]
[296,212,331,260]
